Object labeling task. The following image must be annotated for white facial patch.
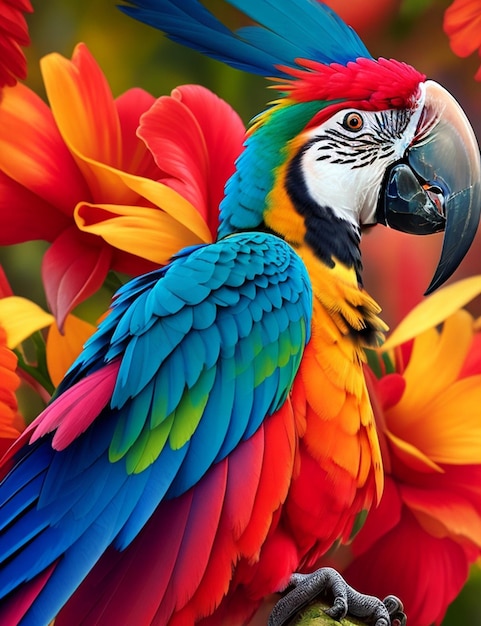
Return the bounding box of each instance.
[299,84,426,228]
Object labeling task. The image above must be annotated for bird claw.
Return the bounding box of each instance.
[268,567,406,626]
[382,595,407,626]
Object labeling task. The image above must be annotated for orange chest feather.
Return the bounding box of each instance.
[292,251,387,505]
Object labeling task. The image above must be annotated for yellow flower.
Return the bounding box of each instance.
[0,296,96,389]
[338,276,481,625]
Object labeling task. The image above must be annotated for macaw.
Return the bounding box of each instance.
[1,1,480,625]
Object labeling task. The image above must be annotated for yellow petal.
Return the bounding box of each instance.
[40,45,130,205]
[390,310,474,425]
[75,202,208,266]
[41,44,122,172]
[46,315,96,387]
[386,430,444,473]
[382,275,481,350]
[74,173,213,248]
[0,297,54,348]
[411,376,481,465]
[117,174,213,243]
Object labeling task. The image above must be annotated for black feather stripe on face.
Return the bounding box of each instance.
[285,141,363,283]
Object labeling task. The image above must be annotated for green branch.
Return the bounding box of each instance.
[285,600,377,626]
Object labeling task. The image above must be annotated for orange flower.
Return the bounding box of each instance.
[0,43,244,327]
[0,0,32,90]
[338,278,481,625]
[0,326,23,456]
[444,0,481,80]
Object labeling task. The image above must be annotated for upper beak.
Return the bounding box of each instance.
[377,80,481,294]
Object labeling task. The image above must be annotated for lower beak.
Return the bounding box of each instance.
[377,81,481,294]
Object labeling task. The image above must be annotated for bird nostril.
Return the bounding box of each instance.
[423,183,446,216]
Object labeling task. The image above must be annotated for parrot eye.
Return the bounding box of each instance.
[342,112,364,132]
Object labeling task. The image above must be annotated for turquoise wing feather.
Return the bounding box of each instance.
[61,231,311,486]
[0,232,311,624]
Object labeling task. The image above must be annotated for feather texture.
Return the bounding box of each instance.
[119,0,371,77]
[0,232,311,625]
[0,0,420,623]
[54,402,298,626]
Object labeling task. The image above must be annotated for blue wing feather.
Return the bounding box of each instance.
[119,0,372,77]
[0,232,312,624]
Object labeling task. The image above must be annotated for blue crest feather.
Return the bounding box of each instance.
[119,0,372,77]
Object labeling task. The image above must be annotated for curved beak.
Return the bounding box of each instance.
[377,81,481,294]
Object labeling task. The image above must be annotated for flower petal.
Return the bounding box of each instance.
[345,502,474,626]
[139,90,210,217]
[172,85,245,217]
[0,82,89,214]
[0,267,13,298]
[41,42,121,167]
[460,332,481,377]
[402,482,481,545]
[75,201,208,265]
[139,84,245,236]
[0,296,54,348]
[0,171,70,244]
[41,226,112,329]
[46,315,96,388]
[75,171,213,247]
[40,43,125,203]
[115,88,158,177]
[0,0,32,89]
[382,275,481,350]
[404,376,481,465]
[120,175,213,242]
[393,310,473,412]
[386,430,444,474]
[0,327,22,453]
[374,373,405,410]
[444,0,481,57]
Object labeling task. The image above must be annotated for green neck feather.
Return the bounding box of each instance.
[218,99,332,239]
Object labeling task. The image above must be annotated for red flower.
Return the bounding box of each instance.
[324,0,398,37]
[444,0,481,80]
[0,0,32,90]
[0,43,245,327]
[337,278,481,625]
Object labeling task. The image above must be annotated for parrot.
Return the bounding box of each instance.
[1,1,480,625]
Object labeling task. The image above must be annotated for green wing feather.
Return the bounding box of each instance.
[61,232,312,494]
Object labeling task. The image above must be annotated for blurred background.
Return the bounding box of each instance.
[2,0,481,623]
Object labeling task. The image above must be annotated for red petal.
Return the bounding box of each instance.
[0,83,90,214]
[459,333,481,377]
[375,373,405,410]
[0,0,32,88]
[172,85,245,219]
[42,227,112,329]
[0,266,13,298]
[115,88,159,178]
[139,84,245,237]
[41,43,122,172]
[0,170,70,244]
[444,0,481,57]
[345,504,475,626]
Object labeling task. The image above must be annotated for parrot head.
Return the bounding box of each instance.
[220,56,481,294]
[120,0,481,293]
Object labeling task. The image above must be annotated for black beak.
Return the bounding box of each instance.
[377,81,481,294]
